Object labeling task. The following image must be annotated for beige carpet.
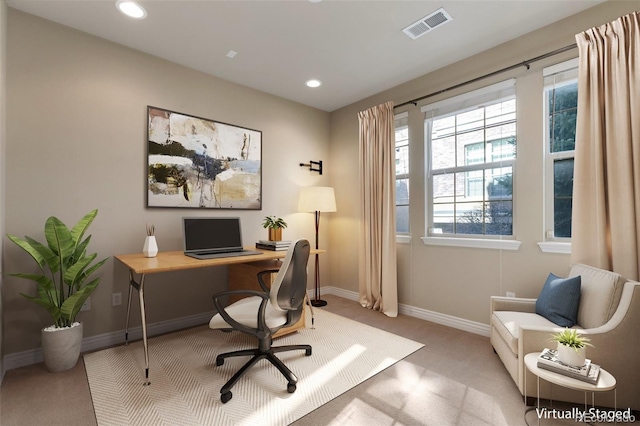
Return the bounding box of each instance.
[84,309,424,426]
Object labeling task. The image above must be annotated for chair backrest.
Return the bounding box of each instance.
[568,263,625,329]
[269,239,310,312]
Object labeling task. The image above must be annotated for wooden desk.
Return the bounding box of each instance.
[114,247,323,385]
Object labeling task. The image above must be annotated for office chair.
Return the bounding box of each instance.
[209,239,312,403]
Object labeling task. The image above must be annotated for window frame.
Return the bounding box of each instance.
[541,58,578,252]
[421,79,521,250]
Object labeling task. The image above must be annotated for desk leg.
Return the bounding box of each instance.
[125,271,134,345]
[125,271,151,386]
[138,273,150,386]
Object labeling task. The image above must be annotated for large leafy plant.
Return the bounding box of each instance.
[6,209,108,328]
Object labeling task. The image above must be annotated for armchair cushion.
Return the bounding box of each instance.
[492,311,567,354]
[535,273,581,327]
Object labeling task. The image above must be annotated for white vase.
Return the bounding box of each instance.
[41,322,83,373]
[557,342,586,366]
[143,235,158,257]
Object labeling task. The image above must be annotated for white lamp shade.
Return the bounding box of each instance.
[298,186,337,213]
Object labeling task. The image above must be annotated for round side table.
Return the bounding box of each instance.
[524,352,616,425]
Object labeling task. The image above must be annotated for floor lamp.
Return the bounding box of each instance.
[298,186,336,307]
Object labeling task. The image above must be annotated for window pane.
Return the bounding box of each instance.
[433,203,454,234]
[456,201,484,234]
[431,135,456,169]
[396,145,409,175]
[396,178,409,205]
[433,173,455,201]
[487,166,513,200]
[396,205,409,234]
[549,82,578,153]
[485,201,513,235]
[554,158,574,237]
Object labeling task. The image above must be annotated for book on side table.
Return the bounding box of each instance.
[537,348,601,384]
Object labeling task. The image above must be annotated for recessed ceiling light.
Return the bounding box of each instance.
[226,50,238,59]
[308,0,322,3]
[306,79,322,88]
[116,0,147,19]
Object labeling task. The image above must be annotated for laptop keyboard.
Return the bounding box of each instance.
[187,250,262,260]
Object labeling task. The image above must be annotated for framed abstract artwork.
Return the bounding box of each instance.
[147,106,262,209]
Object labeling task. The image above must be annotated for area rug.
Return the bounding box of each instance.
[84,309,423,426]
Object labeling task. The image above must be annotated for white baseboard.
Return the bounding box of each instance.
[320,286,490,337]
[5,288,489,371]
[3,311,214,372]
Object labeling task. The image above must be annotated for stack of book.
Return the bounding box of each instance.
[255,240,291,251]
[537,348,600,384]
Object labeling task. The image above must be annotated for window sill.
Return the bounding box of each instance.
[421,236,521,251]
[537,241,571,254]
[396,235,411,244]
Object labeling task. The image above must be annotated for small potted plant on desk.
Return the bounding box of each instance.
[551,328,593,366]
[262,216,287,241]
[5,209,108,372]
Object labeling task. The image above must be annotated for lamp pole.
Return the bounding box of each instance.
[311,210,327,307]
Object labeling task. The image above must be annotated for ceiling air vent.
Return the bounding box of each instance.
[403,8,452,40]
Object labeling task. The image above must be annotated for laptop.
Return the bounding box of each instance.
[182,217,262,260]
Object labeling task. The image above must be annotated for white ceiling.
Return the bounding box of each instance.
[7,0,605,112]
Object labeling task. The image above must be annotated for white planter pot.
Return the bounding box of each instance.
[143,235,158,257]
[41,322,83,373]
[557,342,586,367]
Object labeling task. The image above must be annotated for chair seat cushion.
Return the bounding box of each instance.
[492,311,580,355]
[209,296,288,330]
[535,273,581,327]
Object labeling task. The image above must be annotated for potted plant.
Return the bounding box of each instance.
[551,328,592,367]
[6,209,108,372]
[262,216,287,241]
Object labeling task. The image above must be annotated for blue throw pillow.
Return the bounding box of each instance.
[535,273,581,327]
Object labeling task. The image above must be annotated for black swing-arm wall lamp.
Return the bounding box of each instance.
[300,160,323,175]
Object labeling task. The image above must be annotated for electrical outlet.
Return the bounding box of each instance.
[81,297,91,311]
[112,292,122,306]
[506,291,516,298]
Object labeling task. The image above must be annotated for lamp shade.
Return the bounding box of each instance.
[298,186,337,213]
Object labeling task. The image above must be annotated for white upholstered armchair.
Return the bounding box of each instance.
[490,263,640,411]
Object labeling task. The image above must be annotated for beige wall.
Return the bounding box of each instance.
[4,9,331,355]
[327,1,639,324]
[0,0,7,380]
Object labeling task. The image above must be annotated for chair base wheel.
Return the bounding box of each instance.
[305,348,312,356]
[216,357,224,366]
[287,383,296,393]
[221,391,232,403]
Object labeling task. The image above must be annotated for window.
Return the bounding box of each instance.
[423,80,516,237]
[544,59,578,239]
[395,112,409,234]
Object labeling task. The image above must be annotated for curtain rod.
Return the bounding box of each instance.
[394,43,577,110]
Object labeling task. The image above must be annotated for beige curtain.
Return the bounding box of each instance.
[358,101,398,317]
[572,12,640,280]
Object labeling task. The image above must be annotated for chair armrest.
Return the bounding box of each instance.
[212,290,269,336]
[257,269,279,292]
[491,296,537,314]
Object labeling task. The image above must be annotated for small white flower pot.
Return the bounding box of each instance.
[143,235,158,257]
[557,342,586,366]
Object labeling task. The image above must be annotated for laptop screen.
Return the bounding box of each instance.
[183,217,243,253]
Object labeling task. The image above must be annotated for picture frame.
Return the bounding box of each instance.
[147,106,262,209]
